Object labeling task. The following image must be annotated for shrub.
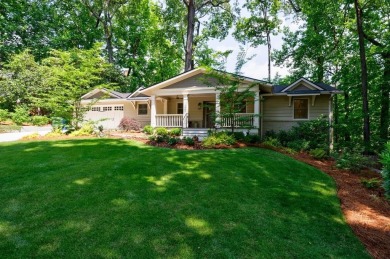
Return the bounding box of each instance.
[202,132,236,148]
[156,135,167,143]
[155,127,169,136]
[21,133,41,140]
[70,122,95,137]
[143,125,154,135]
[170,128,181,136]
[31,116,50,126]
[286,140,310,152]
[11,106,30,125]
[45,129,64,138]
[309,148,327,160]
[0,109,9,122]
[335,151,370,172]
[183,137,195,146]
[168,137,178,146]
[118,117,141,131]
[360,178,381,189]
[148,135,156,141]
[243,134,261,144]
[262,137,281,148]
[232,131,245,141]
[381,142,390,199]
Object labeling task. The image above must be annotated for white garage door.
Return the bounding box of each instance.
[84,105,124,130]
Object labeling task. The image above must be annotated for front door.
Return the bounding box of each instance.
[203,101,215,128]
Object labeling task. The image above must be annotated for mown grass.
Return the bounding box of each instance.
[0,138,369,258]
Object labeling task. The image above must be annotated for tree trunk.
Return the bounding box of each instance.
[344,91,351,142]
[316,56,324,82]
[380,53,390,142]
[103,7,114,63]
[267,31,271,82]
[185,0,195,71]
[354,0,371,150]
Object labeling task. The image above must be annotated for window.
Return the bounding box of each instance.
[91,107,100,112]
[138,104,148,115]
[294,99,308,119]
[114,106,124,111]
[103,106,112,111]
[177,103,183,114]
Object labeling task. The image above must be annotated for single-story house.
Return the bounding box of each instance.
[81,68,341,138]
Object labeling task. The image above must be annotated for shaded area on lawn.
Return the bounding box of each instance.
[0,139,369,258]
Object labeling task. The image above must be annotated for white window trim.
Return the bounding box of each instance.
[137,103,148,116]
[293,98,310,120]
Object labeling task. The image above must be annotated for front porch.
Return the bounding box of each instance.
[149,93,260,130]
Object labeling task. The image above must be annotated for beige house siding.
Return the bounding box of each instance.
[262,95,330,134]
[163,74,217,89]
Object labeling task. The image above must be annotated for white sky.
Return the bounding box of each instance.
[208,13,301,82]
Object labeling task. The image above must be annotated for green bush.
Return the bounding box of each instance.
[21,133,41,140]
[309,148,327,160]
[70,122,95,137]
[183,137,195,146]
[155,127,169,136]
[168,137,178,146]
[232,132,245,141]
[45,129,64,138]
[170,128,182,136]
[31,116,50,126]
[202,132,236,148]
[335,151,370,172]
[143,125,154,135]
[243,134,261,144]
[286,140,310,152]
[262,137,281,148]
[0,109,9,122]
[156,135,167,143]
[148,135,156,142]
[360,178,381,189]
[267,116,329,150]
[381,142,390,199]
[11,106,30,125]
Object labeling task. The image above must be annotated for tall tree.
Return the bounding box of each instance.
[81,0,127,63]
[234,0,281,81]
[354,0,371,150]
[181,0,233,71]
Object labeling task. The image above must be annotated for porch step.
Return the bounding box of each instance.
[182,128,209,140]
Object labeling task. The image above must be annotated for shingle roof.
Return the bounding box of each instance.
[272,78,338,94]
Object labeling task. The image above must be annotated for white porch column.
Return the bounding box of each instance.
[183,94,189,128]
[151,95,156,127]
[254,91,260,129]
[215,92,221,128]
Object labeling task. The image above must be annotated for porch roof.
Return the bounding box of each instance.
[140,68,273,96]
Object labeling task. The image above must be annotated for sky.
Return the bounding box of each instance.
[208,13,301,82]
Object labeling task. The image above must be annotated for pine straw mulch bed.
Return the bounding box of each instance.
[287,152,390,259]
[110,132,390,258]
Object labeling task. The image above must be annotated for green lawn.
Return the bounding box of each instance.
[0,138,369,258]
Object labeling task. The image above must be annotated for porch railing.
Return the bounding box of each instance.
[221,113,255,128]
[155,114,183,127]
